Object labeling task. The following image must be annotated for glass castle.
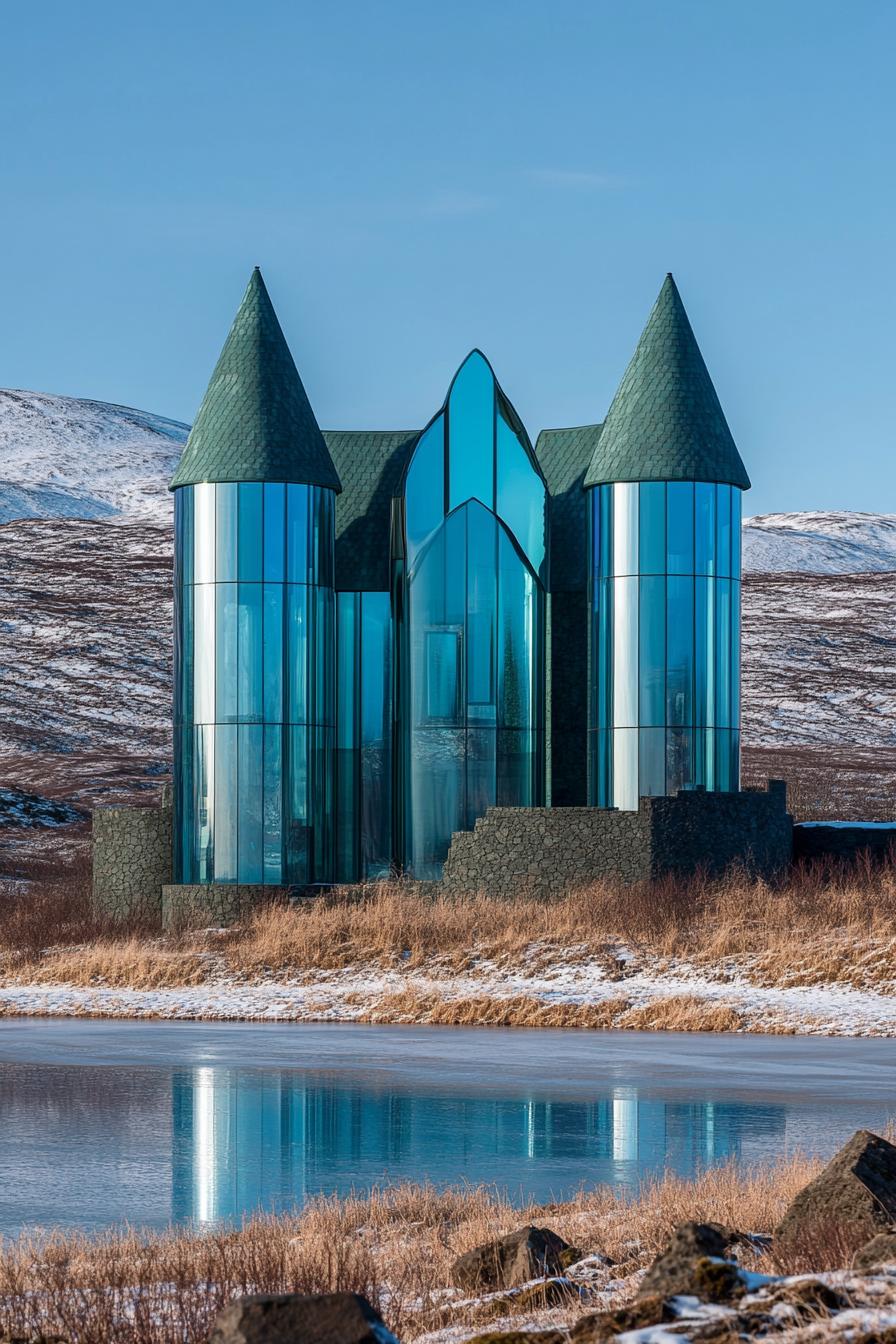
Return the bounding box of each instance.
[169,270,749,888]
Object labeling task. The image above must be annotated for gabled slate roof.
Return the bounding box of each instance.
[325,430,416,591]
[535,424,602,592]
[170,268,341,492]
[584,274,750,490]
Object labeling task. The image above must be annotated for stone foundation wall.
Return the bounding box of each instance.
[794,822,896,865]
[161,883,290,929]
[442,781,792,898]
[92,792,173,924]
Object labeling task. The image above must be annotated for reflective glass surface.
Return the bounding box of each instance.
[589,482,743,808]
[399,355,547,876]
[173,482,336,886]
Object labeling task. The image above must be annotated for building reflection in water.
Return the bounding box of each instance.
[171,1070,786,1227]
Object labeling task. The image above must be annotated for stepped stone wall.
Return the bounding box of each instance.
[442,781,792,897]
[92,788,173,924]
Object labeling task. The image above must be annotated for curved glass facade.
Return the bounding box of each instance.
[173,481,335,884]
[589,481,742,810]
[399,353,547,877]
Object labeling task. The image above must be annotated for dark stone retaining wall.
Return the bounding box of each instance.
[161,884,288,929]
[442,781,793,897]
[92,788,173,924]
[794,822,896,865]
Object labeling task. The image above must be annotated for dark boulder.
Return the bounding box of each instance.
[777,1130,896,1245]
[853,1231,896,1270]
[451,1226,577,1292]
[209,1293,397,1344]
[637,1223,742,1303]
[570,1296,676,1341]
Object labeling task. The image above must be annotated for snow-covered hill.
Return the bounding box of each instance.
[0,389,186,524]
[743,511,896,575]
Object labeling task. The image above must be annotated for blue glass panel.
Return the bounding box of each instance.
[731,582,741,728]
[337,592,358,750]
[237,584,263,723]
[193,483,216,585]
[496,415,546,578]
[693,727,714,791]
[238,483,263,582]
[405,417,445,563]
[312,586,334,727]
[596,577,613,734]
[216,585,239,723]
[175,727,194,882]
[216,484,238,582]
[612,577,638,727]
[715,729,732,791]
[410,727,464,878]
[263,726,283,884]
[286,585,308,724]
[716,578,732,728]
[193,584,216,724]
[263,585,284,724]
[263,483,285,581]
[666,728,693,796]
[497,729,534,806]
[465,728,496,830]
[498,528,536,731]
[717,486,732,579]
[639,727,665,796]
[612,728,639,810]
[286,485,310,583]
[175,487,194,588]
[335,745,358,883]
[194,723,214,882]
[444,507,467,625]
[666,576,694,727]
[237,725,264,883]
[360,593,392,878]
[425,630,461,722]
[694,483,716,576]
[448,353,495,513]
[466,505,497,718]
[284,725,309,882]
[599,487,613,578]
[639,483,665,575]
[639,576,665,726]
[730,489,742,580]
[612,483,639,576]
[214,724,239,882]
[313,488,335,589]
[174,582,194,728]
[667,482,694,574]
[309,727,333,880]
[694,578,715,728]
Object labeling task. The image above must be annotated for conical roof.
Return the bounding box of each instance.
[170,268,341,492]
[584,274,749,490]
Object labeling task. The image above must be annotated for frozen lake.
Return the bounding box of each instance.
[1,1020,894,1237]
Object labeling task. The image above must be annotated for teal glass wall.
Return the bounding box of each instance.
[399,352,547,878]
[335,591,392,881]
[174,481,335,884]
[588,481,742,809]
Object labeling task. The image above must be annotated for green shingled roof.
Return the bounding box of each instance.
[535,424,602,592]
[170,268,341,492]
[325,430,416,591]
[584,274,750,491]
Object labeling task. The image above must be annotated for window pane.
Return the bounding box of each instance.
[639,727,665,796]
[337,592,358,750]
[214,724,238,881]
[639,483,665,575]
[612,576,638,728]
[465,728,496,829]
[194,584,216,723]
[694,577,715,728]
[287,585,308,724]
[194,723,214,881]
[717,486,732,579]
[599,486,613,578]
[667,482,694,573]
[612,728,639,810]
[639,576,665,726]
[497,729,535,806]
[666,728,693,795]
[237,584,263,723]
[263,585,284,724]
[731,582,741,728]
[263,483,285,581]
[238,483,263,582]
[237,725,263,883]
[466,504,496,716]
[716,578,732,728]
[312,487,335,588]
[410,727,464,878]
[194,483,216,584]
[360,593,392,878]
[215,585,239,723]
[612,483,638,576]
[284,726,309,882]
[405,417,445,563]
[448,352,495,512]
[216,484,238,581]
[175,488,194,588]
[425,630,461,721]
[730,489,742,580]
[263,726,283,884]
[496,415,546,578]
[666,576,693,727]
[286,485,309,583]
[715,728,732,791]
[694,483,716,576]
[499,529,537,731]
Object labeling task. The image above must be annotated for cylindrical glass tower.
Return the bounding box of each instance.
[173,482,335,883]
[170,268,341,885]
[585,274,750,809]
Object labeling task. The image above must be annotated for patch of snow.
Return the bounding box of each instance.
[744,510,896,575]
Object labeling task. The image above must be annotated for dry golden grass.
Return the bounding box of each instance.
[0,1157,823,1344]
[358,989,633,1029]
[614,994,744,1033]
[22,938,209,988]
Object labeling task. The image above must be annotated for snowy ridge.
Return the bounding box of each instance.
[743,510,896,575]
[0,389,187,524]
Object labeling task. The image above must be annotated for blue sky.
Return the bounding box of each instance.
[0,0,893,516]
